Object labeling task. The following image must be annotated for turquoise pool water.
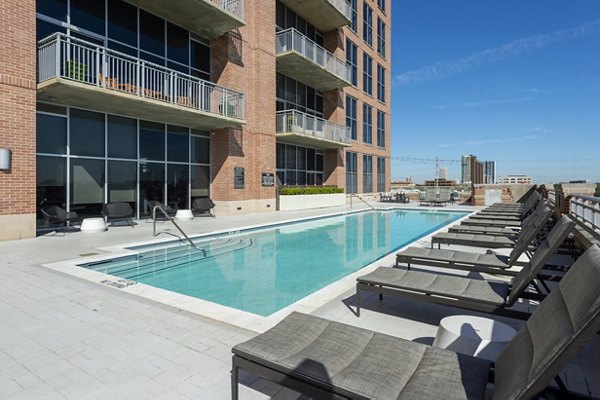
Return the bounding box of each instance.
[79,210,466,316]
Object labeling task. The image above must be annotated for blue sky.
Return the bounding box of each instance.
[390,0,600,183]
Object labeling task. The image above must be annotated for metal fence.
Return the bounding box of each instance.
[276,110,351,145]
[330,0,353,21]
[276,28,351,83]
[209,0,244,20]
[570,194,600,231]
[38,33,244,120]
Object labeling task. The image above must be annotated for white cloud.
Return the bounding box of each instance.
[395,19,600,86]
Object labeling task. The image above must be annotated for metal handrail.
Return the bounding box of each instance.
[208,0,244,20]
[37,33,244,120]
[349,194,375,210]
[569,194,600,231]
[152,205,203,253]
[276,110,351,144]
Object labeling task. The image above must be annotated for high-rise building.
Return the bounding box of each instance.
[484,161,496,184]
[0,0,392,240]
[461,155,483,184]
[439,166,447,180]
[498,175,532,184]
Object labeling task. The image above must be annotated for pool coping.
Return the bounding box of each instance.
[42,207,474,333]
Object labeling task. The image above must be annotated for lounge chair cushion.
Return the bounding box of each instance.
[432,232,517,248]
[358,267,509,306]
[461,218,522,227]
[233,312,490,399]
[469,214,521,221]
[397,247,510,269]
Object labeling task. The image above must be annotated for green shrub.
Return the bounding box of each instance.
[66,60,88,81]
[280,186,344,195]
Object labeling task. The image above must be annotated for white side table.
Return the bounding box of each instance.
[432,315,517,361]
[175,209,194,220]
[80,217,107,233]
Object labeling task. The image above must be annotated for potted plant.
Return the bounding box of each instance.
[65,60,88,81]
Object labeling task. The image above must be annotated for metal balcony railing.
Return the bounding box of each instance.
[330,0,352,21]
[276,28,351,84]
[38,33,244,120]
[570,194,600,231]
[276,110,351,145]
[209,0,244,20]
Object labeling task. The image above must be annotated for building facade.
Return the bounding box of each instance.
[498,175,532,185]
[0,0,392,240]
[461,155,483,185]
[483,161,496,184]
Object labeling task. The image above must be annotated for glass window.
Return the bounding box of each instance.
[363,3,373,46]
[191,134,210,164]
[139,162,165,214]
[107,115,137,159]
[37,0,67,22]
[36,19,66,41]
[140,10,165,56]
[108,160,136,207]
[363,155,373,193]
[377,18,386,58]
[363,104,372,144]
[377,110,385,147]
[346,39,358,87]
[378,0,386,13]
[139,121,165,161]
[167,164,189,209]
[346,151,357,194]
[296,147,306,170]
[346,95,357,141]
[70,109,105,157]
[276,1,285,29]
[316,153,323,171]
[71,158,105,217]
[377,64,386,102]
[107,0,137,47]
[37,113,67,155]
[167,125,189,162]
[36,156,67,210]
[191,165,210,199]
[377,157,386,192]
[167,22,189,65]
[70,0,105,35]
[285,145,296,170]
[285,171,297,186]
[306,148,315,171]
[349,0,357,32]
[363,53,373,95]
[276,143,286,169]
[191,40,210,76]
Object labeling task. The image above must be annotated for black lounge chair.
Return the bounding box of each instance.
[102,202,135,227]
[358,217,576,320]
[40,205,79,229]
[146,200,177,220]
[232,245,600,400]
[399,216,573,278]
[192,198,215,217]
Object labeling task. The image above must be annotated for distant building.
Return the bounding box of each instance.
[423,178,458,187]
[484,161,496,184]
[390,180,415,190]
[498,175,532,184]
[439,167,447,180]
[461,155,484,184]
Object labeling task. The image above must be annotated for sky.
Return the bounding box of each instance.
[390,0,600,183]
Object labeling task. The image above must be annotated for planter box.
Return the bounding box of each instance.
[279,193,346,211]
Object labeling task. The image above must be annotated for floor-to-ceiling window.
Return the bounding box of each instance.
[276,143,324,186]
[346,151,358,194]
[35,103,211,223]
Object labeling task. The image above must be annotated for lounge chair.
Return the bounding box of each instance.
[146,200,177,220]
[101,202,135,227]
[40,205,79,229]
[420,187,438,206]
[232,245,600,399]
[433,187,451,207]
[399,216,573,277]
[430,205,552,249]
[478,191,540,216]
[192,198,215,217]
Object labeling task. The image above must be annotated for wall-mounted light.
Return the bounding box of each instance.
[0,149,12,171]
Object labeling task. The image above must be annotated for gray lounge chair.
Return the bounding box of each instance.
[398,216,573,277]
[192,198,215,217]
[433,187,451,207]
[431,206,552,249]
[102,202,135,227]
[358,219,576,320]
[40,205,79,232]
[420,187,438,206]
[232,245,600,399]
[478,191,540,216]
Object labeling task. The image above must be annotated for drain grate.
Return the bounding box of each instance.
[100,279,137,289]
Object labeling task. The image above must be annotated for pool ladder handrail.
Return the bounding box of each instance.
[152,204,205,255]
[349,194,375,210]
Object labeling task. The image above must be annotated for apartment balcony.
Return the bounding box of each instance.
[276,29,351,91]
[37,34,244,131]
[126,0,244,39]
[276,110,351,149]
[278,0,351,32]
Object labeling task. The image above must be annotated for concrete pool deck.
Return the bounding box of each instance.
[1,202,599,398]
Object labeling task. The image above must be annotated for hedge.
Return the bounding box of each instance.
[280,186,345,195]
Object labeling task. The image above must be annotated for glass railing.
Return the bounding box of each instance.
[276,110,351,145]
[276,28,351,84]
[38,33,244,120]
[208,0,244,20]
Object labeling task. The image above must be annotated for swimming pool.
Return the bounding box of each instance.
[78,209,466,316]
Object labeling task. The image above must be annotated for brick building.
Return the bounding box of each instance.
[0,0,391,240]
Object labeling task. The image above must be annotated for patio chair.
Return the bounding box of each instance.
[146,200,177,221]
[398,216,573,277]
[232,245,600,400]
[430,205,552,249]
[357,218,576,320]
[420,187,438,206]
[459,200,548,228]
[192,198,215,217]
[101,202,135,227]
[40,205,79,229]
[433,187,451,206]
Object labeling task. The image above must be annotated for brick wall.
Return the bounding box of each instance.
[0,0,36,237]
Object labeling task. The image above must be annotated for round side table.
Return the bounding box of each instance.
[80,218,107,233]
[175,209,194,220]
[432,315,517,361]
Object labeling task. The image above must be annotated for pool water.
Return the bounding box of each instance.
[79,210,466,316]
